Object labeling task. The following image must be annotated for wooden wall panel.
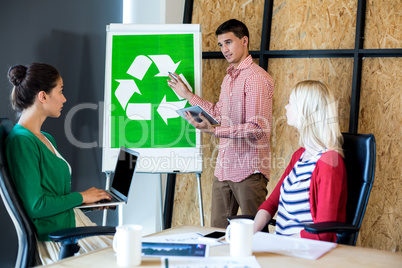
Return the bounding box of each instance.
[270,0,357,50]
[364,0,402,49]
[192,0,265,51]
[172,59,227,226]
[357,57,402,252]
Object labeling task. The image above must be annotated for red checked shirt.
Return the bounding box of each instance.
[190,55,274,182]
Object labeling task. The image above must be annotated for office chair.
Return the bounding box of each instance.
[304,133,376,245]
[229,133,376,246]
[0,118,116,267]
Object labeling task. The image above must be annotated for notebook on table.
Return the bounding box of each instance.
[76,147,139,209]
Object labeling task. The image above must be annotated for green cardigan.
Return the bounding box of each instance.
[6,124,83,241]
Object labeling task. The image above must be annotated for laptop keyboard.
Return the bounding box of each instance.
[98,195,120,203]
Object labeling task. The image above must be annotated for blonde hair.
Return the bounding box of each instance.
[289,80,344,157]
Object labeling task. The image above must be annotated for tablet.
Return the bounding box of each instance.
[142,242,209,257]
[176,105,219,125]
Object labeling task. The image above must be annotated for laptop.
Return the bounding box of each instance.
[76,147,139,209]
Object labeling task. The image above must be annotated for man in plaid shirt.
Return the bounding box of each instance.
[168,19,274,228]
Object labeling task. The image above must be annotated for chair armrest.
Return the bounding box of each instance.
[304,221,359,234]
[227,215,276,233]
[228,215,254,221]
[268,219,276,226]
[49,226,116,243]
[49,226,116,260]
[228,215,276,226]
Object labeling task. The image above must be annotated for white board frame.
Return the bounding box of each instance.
[102,23,202,173]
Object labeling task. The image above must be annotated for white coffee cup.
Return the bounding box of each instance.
[113,224,142,266]
[225,219,254,257]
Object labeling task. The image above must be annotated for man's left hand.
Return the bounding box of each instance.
[184,111,215,135]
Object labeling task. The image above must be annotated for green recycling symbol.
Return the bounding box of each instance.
[110,34,196,149]
[115,54,192,123]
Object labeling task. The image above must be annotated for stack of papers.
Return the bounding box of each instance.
[142,232,226,247]
[161,256,261,268]
[252,232,337,260]
[144,232,261,267]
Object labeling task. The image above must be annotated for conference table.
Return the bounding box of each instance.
[44,225,402,268]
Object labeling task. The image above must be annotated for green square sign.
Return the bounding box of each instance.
[110,34,196,148]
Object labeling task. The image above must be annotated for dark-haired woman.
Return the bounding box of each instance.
[6,63,113,264]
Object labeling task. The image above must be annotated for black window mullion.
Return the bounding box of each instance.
[259,0,274,70]
[359,48,402,57]
[349,0,367,134]
[183,0,194,23]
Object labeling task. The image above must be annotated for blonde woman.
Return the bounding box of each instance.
[254,80,347,242]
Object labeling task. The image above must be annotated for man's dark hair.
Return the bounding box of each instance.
[215,19,249,40]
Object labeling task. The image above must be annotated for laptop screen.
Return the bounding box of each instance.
[110,147,139,200]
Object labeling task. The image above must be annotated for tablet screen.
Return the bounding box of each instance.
[176,105,219,125]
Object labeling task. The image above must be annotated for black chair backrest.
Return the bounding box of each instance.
[342,133,376,245]
[0,118,37,268]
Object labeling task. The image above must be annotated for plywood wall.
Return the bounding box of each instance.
[364,0,402,49]
[358,0,402,252]
[172,59,227,226]
[270,0,357,50]
[357,57,402,252]
[171,0,401,252]
[192,0,265,51]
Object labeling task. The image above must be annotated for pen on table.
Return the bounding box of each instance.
[168,71,178,81]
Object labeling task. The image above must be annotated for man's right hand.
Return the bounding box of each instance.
[167,72,194,101]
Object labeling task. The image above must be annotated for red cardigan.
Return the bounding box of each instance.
[259,148,347,242]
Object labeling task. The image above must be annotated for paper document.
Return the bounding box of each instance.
[143,232,226,247]
[161,256,261,268]
[252,232,337,260]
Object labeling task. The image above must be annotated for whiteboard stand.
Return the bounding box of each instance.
[196,173,204,226]
[164,173,204,228]
[159,175,164,231]
[118,205,123,226]
[101,172,129,227]
[102,171,112,226]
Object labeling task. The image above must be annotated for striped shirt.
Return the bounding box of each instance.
[275,151,324,236]
[190,55,274,182]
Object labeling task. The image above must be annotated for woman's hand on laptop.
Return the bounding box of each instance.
[80,187,112,204]
[91,206,117,211]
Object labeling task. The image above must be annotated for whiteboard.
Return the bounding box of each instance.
[102,24,202,173]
